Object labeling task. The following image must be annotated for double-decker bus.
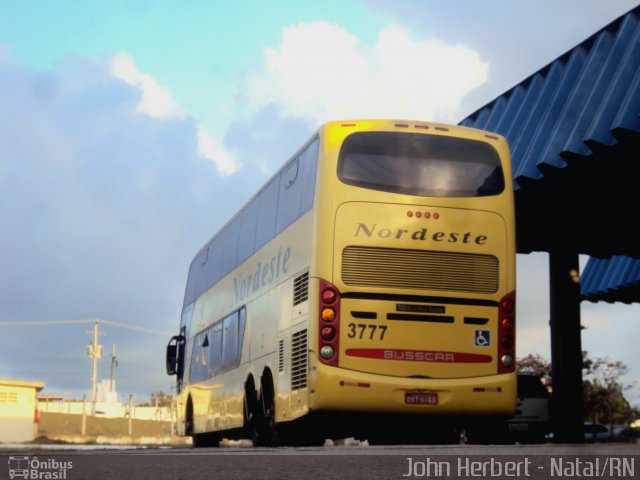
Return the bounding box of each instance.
[166,119,517,446]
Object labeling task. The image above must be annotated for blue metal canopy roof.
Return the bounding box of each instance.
[460,6,640,190]
[581,256,640,304]
[459,6,640,302]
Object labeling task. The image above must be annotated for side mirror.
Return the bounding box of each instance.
[166,336,180,375]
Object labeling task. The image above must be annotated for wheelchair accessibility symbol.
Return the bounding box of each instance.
[474,330,491,347]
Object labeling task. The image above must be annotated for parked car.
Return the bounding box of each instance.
[584,422,609,442]
[584,423,639,443]
[505,374,551,443]
[612,425,639,443]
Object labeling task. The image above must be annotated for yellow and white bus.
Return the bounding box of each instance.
[166,119,517,446]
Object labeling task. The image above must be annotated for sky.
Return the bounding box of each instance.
[1,0,638,406]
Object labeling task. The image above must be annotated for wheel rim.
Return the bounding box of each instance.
[260,392,277,445]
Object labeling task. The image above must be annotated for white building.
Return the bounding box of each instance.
[0,378,45,443]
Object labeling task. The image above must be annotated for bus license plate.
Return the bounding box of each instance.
[405,392,438,405]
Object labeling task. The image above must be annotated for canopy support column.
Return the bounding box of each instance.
[548,250,584,443]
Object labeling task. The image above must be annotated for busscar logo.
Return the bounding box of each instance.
[8,456,73,480]
[354,223,488,245]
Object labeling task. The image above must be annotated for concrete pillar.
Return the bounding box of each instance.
[549,250,584,443]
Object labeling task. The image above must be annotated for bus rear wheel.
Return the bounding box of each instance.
[254,374,278,446]
[243,380,259,445]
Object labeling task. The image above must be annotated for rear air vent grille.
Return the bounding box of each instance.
[342,246,499,294]
[291,329,308,390]
[293,270,309,305]
[278,340,284,373]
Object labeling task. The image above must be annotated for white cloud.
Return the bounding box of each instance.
[246,21,489,125]
[108,52,239,175]
[109,52,183,119]
[0,54,254,396]
[197,126,240,176]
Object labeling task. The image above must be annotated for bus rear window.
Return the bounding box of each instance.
[338,132,504,197]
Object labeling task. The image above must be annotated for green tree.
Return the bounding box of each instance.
[517,351,638,426]
[582,354,638,427]
[517,353,552,388]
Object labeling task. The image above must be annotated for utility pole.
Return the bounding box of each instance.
[109,344,117,393]
[86,320,104,415]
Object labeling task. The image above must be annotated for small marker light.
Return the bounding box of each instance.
[320,345,335,360]
[501,354,514,369]
[322,308,336,322]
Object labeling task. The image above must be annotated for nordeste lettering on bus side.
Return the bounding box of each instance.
[233,247,291,304]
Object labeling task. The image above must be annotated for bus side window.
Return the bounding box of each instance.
[238,307,246,363]
[221,311,239,368]
[181,304,194,344]
[283,160,299,186]
[237,201,258,265]
[204,237,223,296]
[299,138,319,213]
[276,159,302,232]
[190,330,209,383]
[220,217,241,277]
[255,179,279,251]
[209,323,223,373]
[185,250,206,308]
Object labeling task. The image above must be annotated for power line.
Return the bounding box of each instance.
[100,319,172,336]
[0,318,172,336]
[2,371,88,376]
[0,318,173,404]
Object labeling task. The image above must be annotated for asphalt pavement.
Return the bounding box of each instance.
[1,443,638,480]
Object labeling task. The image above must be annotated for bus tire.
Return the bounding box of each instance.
[186,397,221,448]
[256,372,278,446]
[243,377,259,445]
[185,397,195,437]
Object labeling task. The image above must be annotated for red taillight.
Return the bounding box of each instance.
[34,408,40,424]
[497,291,516,373]
[322,288,337,304]
[319,279,340,366]
[501,335,515,350]
[500,297,515,314]
[321,326,336,341]
[501,317,514,331]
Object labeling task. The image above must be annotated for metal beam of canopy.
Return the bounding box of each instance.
[460,6,640,443]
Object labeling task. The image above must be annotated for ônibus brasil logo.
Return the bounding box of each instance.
[8,456,73,479]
